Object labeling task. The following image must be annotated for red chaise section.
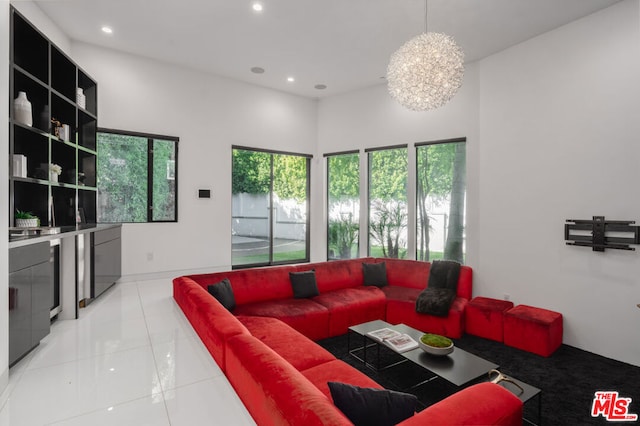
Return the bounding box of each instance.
[172,276,249,370]
[225,333,353,426]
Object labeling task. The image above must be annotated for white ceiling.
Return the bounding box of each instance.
[34,0,622,99]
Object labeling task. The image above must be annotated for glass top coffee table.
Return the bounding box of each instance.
[348,320,498,387]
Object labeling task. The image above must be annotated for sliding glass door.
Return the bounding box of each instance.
[232,147,310,267]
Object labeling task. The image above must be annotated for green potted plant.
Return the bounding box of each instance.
[15,210,40,228]
[419,333,454,356]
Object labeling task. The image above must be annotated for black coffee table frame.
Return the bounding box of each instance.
[347,320,542,425]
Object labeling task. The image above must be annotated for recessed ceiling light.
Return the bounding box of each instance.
[314,84,327,90]
[252,2,263,12]
[287,77,295,83]
[251,66,265,74]
[101,26,113,34]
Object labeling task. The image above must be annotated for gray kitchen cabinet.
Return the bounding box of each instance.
[9,242,53,366]
[92,227,122,298]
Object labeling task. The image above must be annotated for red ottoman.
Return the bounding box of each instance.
[465,297,514,342]
[504,305,563,357]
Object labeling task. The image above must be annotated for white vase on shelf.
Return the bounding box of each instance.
[14,91,33,126]
[76,88,86,109]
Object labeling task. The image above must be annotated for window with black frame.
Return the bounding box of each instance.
[415,138,466,263]
[326,151,360,260]
[367,145,408,259]
[96,129,178,223]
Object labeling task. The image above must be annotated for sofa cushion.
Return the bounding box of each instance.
[237,315,335,371]
[313,258,372,293]
[328,382,417,426]
[172,277,249,371]
[379,258,430,289]
[233,298,331,341]
[381,285,421,303]
[398,382,523,426]
[386,296,468,339]
[313,287,387,336]
[225,334,353,426]
[302,359,383,399]
[189,266,296,305]
[207,278,235,311]
[415,287,456,317]
[362,262,388,287]
[290,270,320,298]
[378,259,473,300]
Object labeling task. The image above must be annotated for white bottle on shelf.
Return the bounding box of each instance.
[14,91,33,126]
[12,154,27,178]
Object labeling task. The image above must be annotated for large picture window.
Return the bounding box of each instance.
[326,151,359,260]
[97,129,178,223]
[367,146,408,258]
[232,147,310,267]
[416,138,466,263]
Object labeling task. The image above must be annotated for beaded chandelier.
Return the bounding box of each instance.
[387,2,464,111]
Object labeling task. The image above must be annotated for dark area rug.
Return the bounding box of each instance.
[317,333,640,425]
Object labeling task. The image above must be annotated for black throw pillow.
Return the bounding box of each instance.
[207,278,236,311]
[428,260,461,291]
[362,262,388,288]
[328,382,417,426]
[415,287,456,317]
[289,270,319,298]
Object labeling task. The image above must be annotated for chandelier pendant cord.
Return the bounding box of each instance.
[424,0,428,34]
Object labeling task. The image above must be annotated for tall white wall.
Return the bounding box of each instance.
[10,1,70,54]
[0,0,10,398]
[70,43,318,277]
[476,0,640,366]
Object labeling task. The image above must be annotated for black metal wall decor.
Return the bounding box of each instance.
[565,216,640,252]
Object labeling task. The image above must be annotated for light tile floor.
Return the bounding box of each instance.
[0,278,256,426]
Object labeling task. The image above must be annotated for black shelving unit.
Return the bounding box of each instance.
[9,7,98,227]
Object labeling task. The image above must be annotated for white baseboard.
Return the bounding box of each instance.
[0,367,9,411]
[119,264,234,283]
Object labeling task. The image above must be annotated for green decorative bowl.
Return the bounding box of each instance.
[419,333,454,356]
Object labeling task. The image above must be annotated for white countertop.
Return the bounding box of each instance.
[9,224,122,248]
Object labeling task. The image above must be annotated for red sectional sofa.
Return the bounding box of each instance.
[173,258,524,425]
[184,257,472,340]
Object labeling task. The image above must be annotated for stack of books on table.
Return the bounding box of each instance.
[367,327,419,353]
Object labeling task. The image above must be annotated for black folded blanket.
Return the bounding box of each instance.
[415,260,461,317]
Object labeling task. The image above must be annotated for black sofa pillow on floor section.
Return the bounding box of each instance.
[207,278,236,311]
[328,382,417,426]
